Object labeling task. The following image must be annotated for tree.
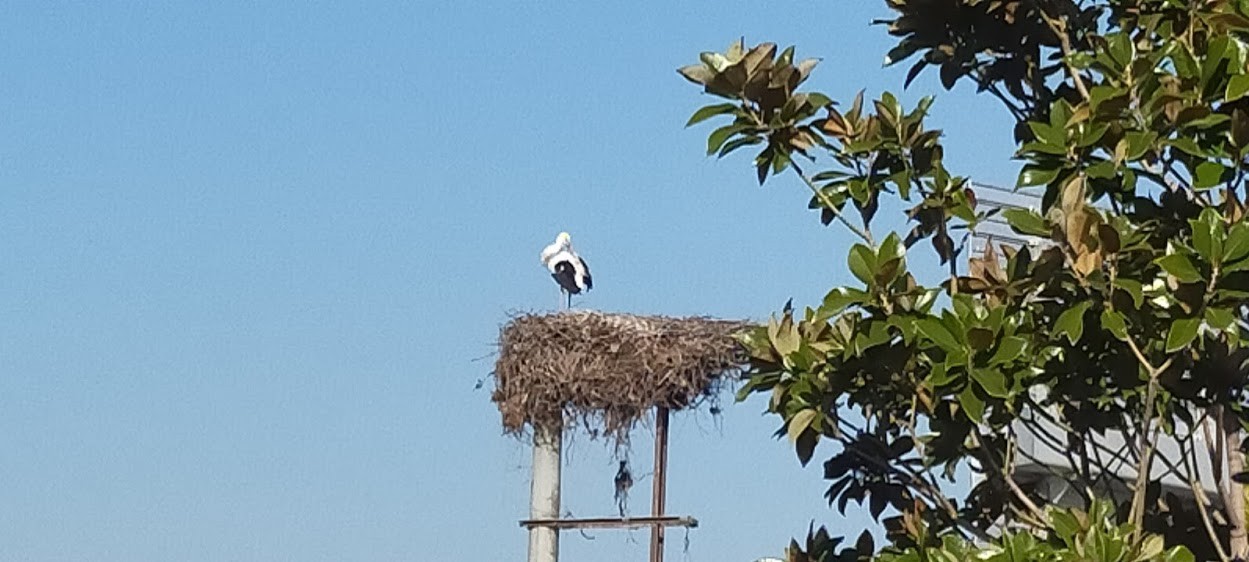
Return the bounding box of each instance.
[678,1,1249,560]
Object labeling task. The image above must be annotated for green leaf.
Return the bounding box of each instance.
[1138,535,1165,561]
[1002,208,1049,236]
[1230,74,1249,102]
[878,232,904,262]
[1156,253,1203,283]
[1054,301,1091,344]
[1168,137,1204,156]
[1165,317,1202,352]
[916,317,962,353]
[1101,309,1128,340]
[958,386,985,423]
[1224,223,1249,263]
[1050,509,1081,542]
[989,336,1026,365]
[1162,546,1196,562]
[1085,160,1116,179]
[1123,131,1157,160]
[1206,307,1236,331]
[1194,161,1228,189]
[926,362,958,387]
[686,103,738,127]
[1017,164,1061,187]
[717,135,762,158]
[787,408,818,443]
[1113,278,1145,308]
[1191,208,1224,263]
[847,244,876,286]
[821,287,867,316]
[971,368,1009,399]
[768,314,800,356]
[707,124,751,155]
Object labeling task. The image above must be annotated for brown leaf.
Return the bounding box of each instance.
[982,241,1003,282]
[1098,223,1121,254]
[1074,249,1102,277]
[1233,108,1249,148]
[741,43,777,77]
[821,108,850,137]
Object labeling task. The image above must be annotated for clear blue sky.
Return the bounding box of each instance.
[0,3,1020,561]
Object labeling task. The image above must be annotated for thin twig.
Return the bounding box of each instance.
[1038,7,1091,101]
[791,163,874,245]
[969,431,1050,524]
[1182,424,1232,562]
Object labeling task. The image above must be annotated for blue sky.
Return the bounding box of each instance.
[0,2,1020,560]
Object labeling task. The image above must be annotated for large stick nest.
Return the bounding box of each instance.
[492,311,749,443]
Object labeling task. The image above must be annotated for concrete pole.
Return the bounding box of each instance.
[528,423,561,562]
[649,407,670,562]
[527,291,566,562]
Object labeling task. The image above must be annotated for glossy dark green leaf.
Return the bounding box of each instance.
[1054,301,1091,344]
[1123,131,1157,160]
[958,386,985,423]
[989,336,1026,365]
[1224,223,1249,263]
[717,136,763,158]
[848,244,876,286]
[1165,317,1202,352]
[1205,307,1236,331]
[1100,309,1128,341]
[686,103,739,127]
[1085,160,1116,179]
[1191,208,1224,263]
[1028,122,1065,146]
[1156,253,1203,283]
[1224,71,1249,101]
[916,317,962,353]
[707,124,751,155]
[1194,161,1228,189]
[1113,278,1145,308]
[1002,208,1049,236]
[926,362,958,387]
[821,287,868,316]
[971,369,1009,399]
[1168,137,1204,156]
[1017,165,1060,188]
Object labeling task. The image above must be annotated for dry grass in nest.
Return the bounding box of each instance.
[491,310,749,444]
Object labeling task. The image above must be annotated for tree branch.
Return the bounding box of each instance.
[791,163,874,245]
[1037,7,1091,101]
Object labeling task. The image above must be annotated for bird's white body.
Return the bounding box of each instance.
[540,232,592,306]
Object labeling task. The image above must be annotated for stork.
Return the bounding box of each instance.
[540,231,592,308]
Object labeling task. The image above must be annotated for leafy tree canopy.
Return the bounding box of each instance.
[679,1,1249,560]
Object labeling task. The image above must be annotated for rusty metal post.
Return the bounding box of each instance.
[649,407,670,562]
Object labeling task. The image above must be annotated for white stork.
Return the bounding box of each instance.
[540,231,592,308]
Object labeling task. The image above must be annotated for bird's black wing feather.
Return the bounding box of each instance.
[551,261,581,294]
[579,257,592,290]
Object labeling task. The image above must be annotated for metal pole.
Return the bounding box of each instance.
[649,407,670,562]
[528,422,561,562]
